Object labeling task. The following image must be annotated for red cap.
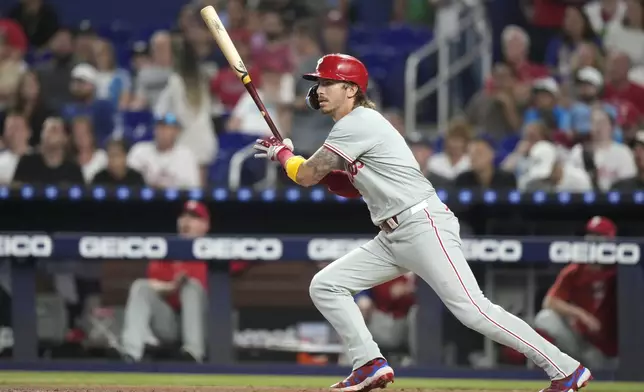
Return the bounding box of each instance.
[182,200,210,221]
[303,53,369,92]
[585,216,616,238]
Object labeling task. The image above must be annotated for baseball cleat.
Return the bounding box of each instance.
[330,358,394,392]
[540,365,592,392]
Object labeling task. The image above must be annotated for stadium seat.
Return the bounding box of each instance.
[209,133,266,186]
[121,111,154,144]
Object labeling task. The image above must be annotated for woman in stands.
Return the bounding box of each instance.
[91,38,132,110]
[8,70,55,146]
[70,115,108,183]
[154,38,217,185]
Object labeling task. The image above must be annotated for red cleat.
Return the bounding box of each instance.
[540,365,593,392]
[330,358,394,392]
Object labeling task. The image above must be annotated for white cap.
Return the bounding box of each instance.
[71,63,97,85]
[533,77,559,95]
[526,141,558,181]
[635,130,644,145]
[577,66,603,86]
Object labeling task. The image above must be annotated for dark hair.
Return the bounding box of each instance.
[69,116,96,156]
[563,6,598,44]
[174,38,204,109]
[105,137,131,154]
[11,70,42,110]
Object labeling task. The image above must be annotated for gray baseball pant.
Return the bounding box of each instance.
[121,278,206,361]
[309,195,580,379]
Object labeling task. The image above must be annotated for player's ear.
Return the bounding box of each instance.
[346,83,359,99]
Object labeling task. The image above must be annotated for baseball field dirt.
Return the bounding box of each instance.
[1,371,644,392]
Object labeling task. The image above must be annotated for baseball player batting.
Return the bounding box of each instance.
[254,54,592,392]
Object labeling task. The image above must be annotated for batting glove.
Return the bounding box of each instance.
[254,137,294,161]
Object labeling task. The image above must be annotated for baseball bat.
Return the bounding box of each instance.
[200,5,283,141]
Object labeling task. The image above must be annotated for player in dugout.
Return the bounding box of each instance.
[119,200,210,363]
[534,216,618,370]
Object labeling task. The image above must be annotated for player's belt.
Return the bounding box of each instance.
[379,199,429,233]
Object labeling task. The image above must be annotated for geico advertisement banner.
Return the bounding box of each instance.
[0,234,640,264]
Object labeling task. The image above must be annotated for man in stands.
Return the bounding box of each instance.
[355,272,417,363]
[35,27,76,108]
[12,117,84,184]
[499,25,550,83]
[534,216,618,370]
[455,136,516,189]
[604,51,644,114]
[127,113,201,189]
[120,200,210,363]
[61,63,115,142]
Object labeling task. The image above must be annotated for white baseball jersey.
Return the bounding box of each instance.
[322,107,435,225]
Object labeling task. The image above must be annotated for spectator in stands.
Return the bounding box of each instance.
[183,24,219,77]
[176,4,198,35]
[604,0,644,66]
[92,38,132,110]
[322,10,348,57]
[569,107,636,190]
[501,120,551,179]
[7,0,59,48]
[61,63,115,142]
[455,136,516,189]
[585,0,626,36]
[120,200,210,363]
[35,27,76,109]
[603,50,644,113]
[0,112,32,184]
[70,116,107,183]
[289,22,334,156]
[428,118,471,180]
[210,31,259,112]
[253,10,292,74]
[570,41,605,75]
[523,77,571,133]
[130,31,174,110]
[219,0,247,34]
[612,129,644,189]
[0,16,28,62]
[92,138,145,185]
[155,39,217,183]
[127,113,201,189]
[534,216,618,369]
[617,100,643,146]
[0,31,26,111]
[73,21,97,65]
[407,134,450,189]
[570,67,621,142]
[12,117,84,184]
[466,63,523,140]
[355,272,417,362]
[499,25,550,82]
[546,6,601,80]
[227,61,286,137]
[522,140,593,192]
[8,70,55,146]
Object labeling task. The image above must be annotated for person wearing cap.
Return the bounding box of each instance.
[455,136,516,189]
[611,130,644,190]
[61,63,116,142]
[568,107,636,191]
[120,200,210,363]
[523,77,571,133]
[522,140,592,192]
[534,216,618,369]
[569,67,622,142]
[126,113,201,189]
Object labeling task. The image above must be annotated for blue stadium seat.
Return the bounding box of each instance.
[209,133,265,186]
[121,111,154,144]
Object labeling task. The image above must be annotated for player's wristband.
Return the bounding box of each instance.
[284,155,305,183]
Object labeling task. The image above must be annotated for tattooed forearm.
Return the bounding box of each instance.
[296,146,344,186]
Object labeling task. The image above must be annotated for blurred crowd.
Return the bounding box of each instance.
[1,0,642,193]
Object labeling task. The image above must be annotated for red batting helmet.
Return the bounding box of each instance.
[303,54,369,92]
[585,216,617,238]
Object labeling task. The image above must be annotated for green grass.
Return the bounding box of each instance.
[0,371,642,391]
